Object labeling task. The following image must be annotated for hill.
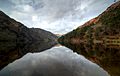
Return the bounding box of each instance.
[59,1,120,45]
[0,10,58,70]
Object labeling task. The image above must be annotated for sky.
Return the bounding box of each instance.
[0,0,115,34]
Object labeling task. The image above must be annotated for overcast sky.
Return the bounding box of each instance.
[0,0,115,34]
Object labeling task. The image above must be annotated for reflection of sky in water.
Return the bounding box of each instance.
[0,46,109,76]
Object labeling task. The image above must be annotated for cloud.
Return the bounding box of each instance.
[9,0,82,21]
[0,0,114,34]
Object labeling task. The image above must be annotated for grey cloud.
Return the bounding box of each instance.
[8,0,82,20]
[0,0,114,34]
[0,0,15,13]
[41,0,81,20]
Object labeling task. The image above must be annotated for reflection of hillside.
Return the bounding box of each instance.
[59,42,120,76]
[55,44,62,47]
[0,41,57,70]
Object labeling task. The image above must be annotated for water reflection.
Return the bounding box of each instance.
[0,46,109,76]
[0,41,56,70]
[59,42,120,76]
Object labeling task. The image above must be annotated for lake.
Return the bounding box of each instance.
[0,45,109,76]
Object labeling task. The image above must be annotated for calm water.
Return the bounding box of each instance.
[0,45,109,76]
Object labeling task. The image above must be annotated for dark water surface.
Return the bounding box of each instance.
[0,45,109,76]
[59,42,120,76]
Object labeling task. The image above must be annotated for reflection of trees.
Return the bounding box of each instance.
[59,42,120,76]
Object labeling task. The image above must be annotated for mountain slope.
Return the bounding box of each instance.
[59,1,120,44]
[0,11,58,42]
